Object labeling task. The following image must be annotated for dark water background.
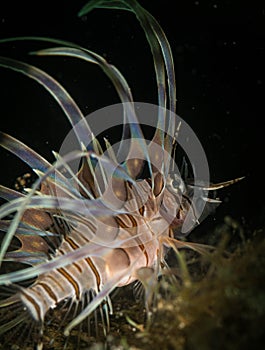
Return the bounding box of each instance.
[0,1,264,349]
[0,0,264,256]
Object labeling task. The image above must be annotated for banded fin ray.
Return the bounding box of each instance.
[0,132,52,177]
[0,184,25,201]
[0,218,56,265]
[33,46,151,180]
[0,149,100,265]
[0,36,152,180]
[79,0,176,184]
[0,56,92,150]
[0,219,55,238]
[0,132,83,198]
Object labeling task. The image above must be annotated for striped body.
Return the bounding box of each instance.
[19,178,172,323]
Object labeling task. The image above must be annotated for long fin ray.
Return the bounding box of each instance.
[1,36,152,179]
[0,132,82,198]
[0,56,92,149]
[0,185,25,201]
[33,46,151,179]
[79,0,176,188]
[0,229,139,285]
[0,149,89,266]
[0,132,52,176]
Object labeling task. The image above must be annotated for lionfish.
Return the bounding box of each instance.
[0,0,241,349]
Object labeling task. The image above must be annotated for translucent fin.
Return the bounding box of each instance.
[0,148,85,266]
[187,176,245,191]
[0,132,52,176]
[0,133,83,198]
[0,220,51,265]
[163,236,215,257]
[0,184,24,201]
[3,246,48,264]
[79,0,176,182]
[0,220,55,237]
[2,35,153,180]
[33,46,151,180]
[0,156,66,266]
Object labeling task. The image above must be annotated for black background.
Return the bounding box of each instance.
[0,0,264,235]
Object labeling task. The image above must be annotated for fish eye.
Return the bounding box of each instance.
[171,175,186,193]
[172,178,181,188]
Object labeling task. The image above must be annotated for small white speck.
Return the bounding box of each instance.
[213,4,218,8]
[179,321,186,329]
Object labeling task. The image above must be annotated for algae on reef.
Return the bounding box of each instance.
[60,221,265,350]
[1,221,265,350]
[87,223,265,350]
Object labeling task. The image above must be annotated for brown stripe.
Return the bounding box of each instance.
[64,237,86,273]
[65,235,79,249]
[116,214,149,265]
[115,216,129,229]
[169,228,174,238]
[127,214,138,227]
[73,262,82,273]
[22,290,41,321]
[84,257,101,291]
[57,267,80,299]
[115,214,138,228]
[66,228,93,247]
[146,178,152,186]
[138,206,144,216]
[38,282,57,303]
[65,236,100,291]
[125,215,149,265]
